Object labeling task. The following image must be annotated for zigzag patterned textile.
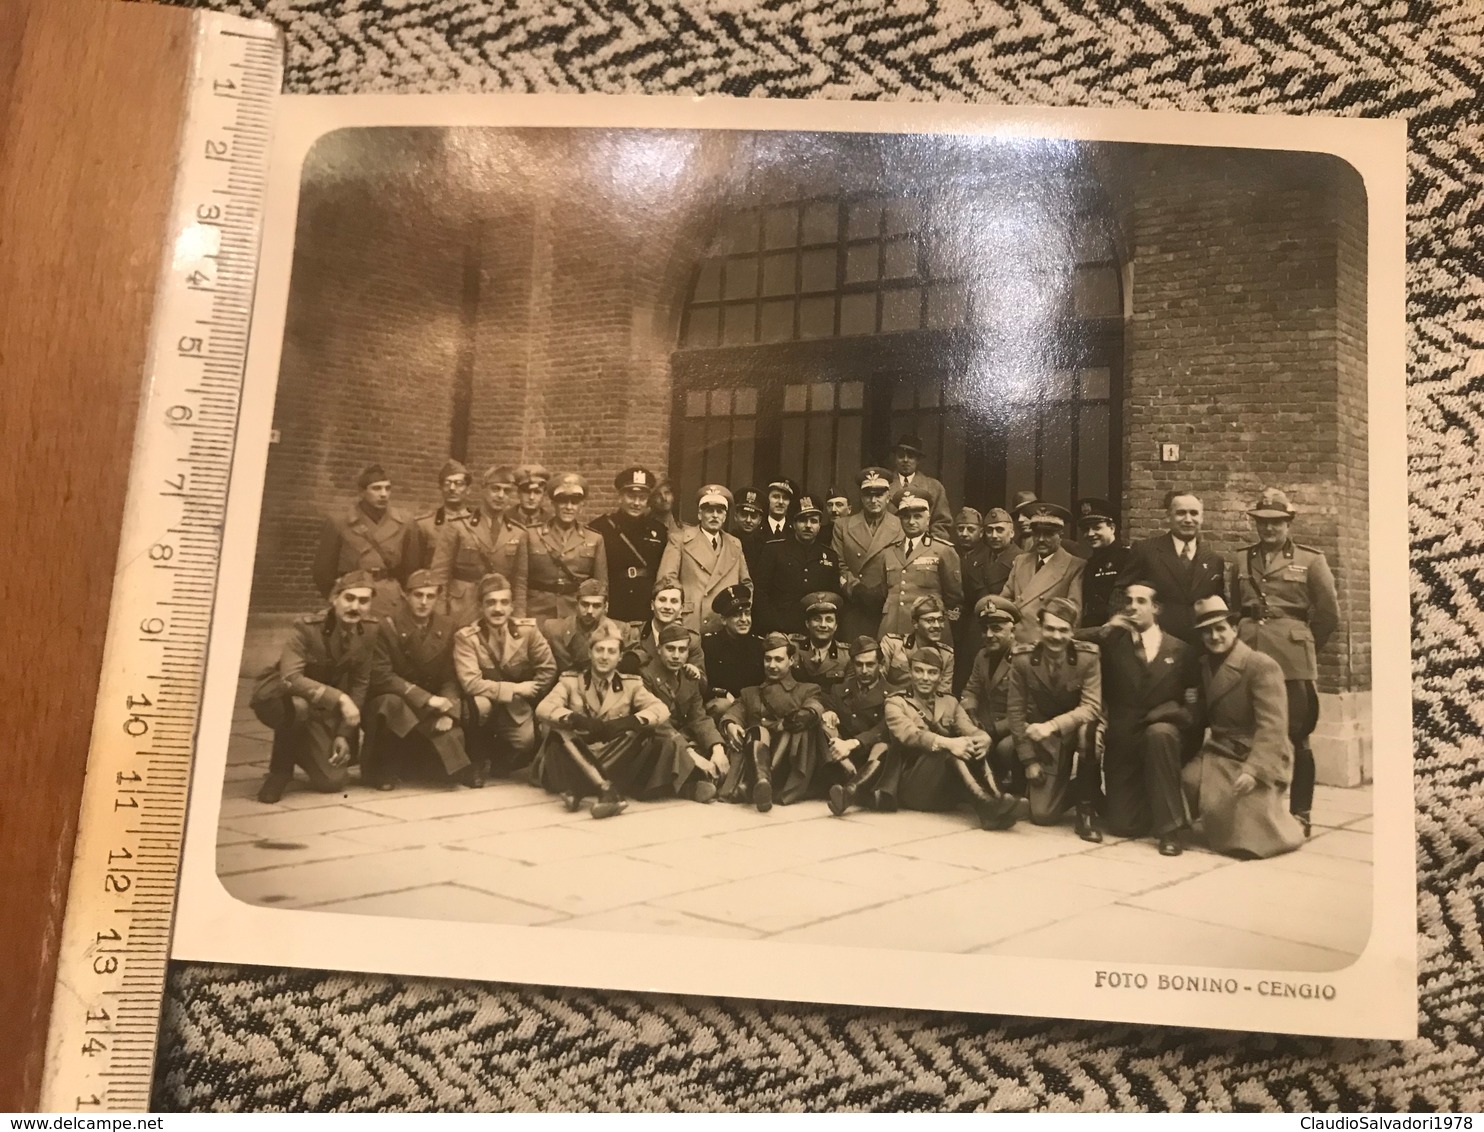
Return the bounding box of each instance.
[154,0,1483,1112]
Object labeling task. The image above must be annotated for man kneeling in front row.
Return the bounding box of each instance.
[533,630,671,818]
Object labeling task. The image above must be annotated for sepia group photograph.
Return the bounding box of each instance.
[173,94,1413,1038]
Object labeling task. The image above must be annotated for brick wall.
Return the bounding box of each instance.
[1120,146,1369,692]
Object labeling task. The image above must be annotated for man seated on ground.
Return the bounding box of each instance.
[453,572,558,780]
[533,630,671,818]
[824,636,899,816]
[363,570,473,791]
[958,594,1024,795]
[1006,597,1104,842]
[1079,581,1196,856]
[877,646,1019,830]
[880,594,955,695]
[641,623,730,804]
[718,632,830,812]
[620,574,706,682]
[701,584,765,714]
[1184,596,1305,859]
[794,591,851,697]
[541,577,625,674]
[251,570,379,804]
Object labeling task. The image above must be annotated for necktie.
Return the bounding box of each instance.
[710,534,719,553]
[905,539,916,557]
[1137,633,1148,662]
[1037,555,1048,572]
[1181,540,1194,562]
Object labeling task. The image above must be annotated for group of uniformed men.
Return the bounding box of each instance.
[253,431,1339,861]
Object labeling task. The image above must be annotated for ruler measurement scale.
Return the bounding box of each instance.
[41,15,280,1113]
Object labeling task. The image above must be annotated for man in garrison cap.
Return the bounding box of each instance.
[1003,502,1086,644]
[250,571,379,804]
[823,485,851,532]
[794,591,851,697]
[1006,596,1104,841]
[872,645,1019,830]
[522,472,607,622]
[822,636,898,815]
[878,491,963,639]
[539,577,626,675]
[730,486,768,575]
[421,459,502,628]
[959,594,1024,794]
[505,463,553,532]
[1229,488,1340,834]
[718,632,830,811]
[409,459,476,576]
[886,433,953,541]
[619,574,706,684]
[833,467,906,642]
[311,464,415,621]
[700,583,765,710]
[979,506,1022,598]
[879,593,956,697]
[362,569,474,791]
[437,463,523,629]
[952,506,993,694]
[452,572,558,780]
[658,483,751,636]
[640,622,731,804]
[752,492,842,635]
[532,625,670,819]
[590,466,670,624]
[1075,496,1132,630]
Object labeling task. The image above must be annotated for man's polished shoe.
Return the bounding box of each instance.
[590,797,628,820]
[1074,805,1103,844]
[975,795,1020,831]
[874,790,898,813]
[256,773,290,805]
[692,780,718,804]
[1158,836,1184,857]
[752,779,773,813]
[827,783,854,817]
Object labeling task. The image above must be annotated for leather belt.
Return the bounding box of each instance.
[534,580,579,595]
[625,566,652,580]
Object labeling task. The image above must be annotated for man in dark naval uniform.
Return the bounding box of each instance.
[700,584,765,711]
[591,465,669,625]
[1076,496,1132,629]
[731,487,767,575]
[753,492,842,635]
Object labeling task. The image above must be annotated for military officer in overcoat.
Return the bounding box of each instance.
[522,472,608,622]
[979,507,1021,597]
[1007,597,1104,840]
[540,577,625,674]
[1116,490,1227,644]
[363,570,472,790]
[658,483,751,636]
[823,637,896,815]
[832,467,905,642]
[1003,502,1086,643]
[1229,488,1340,833]
[641,622,729,803]
[952,506,992,693]
[473,464,527,606]
[427,461,503,628]
[753,493,842,635]
[880,594,956,696]
[878,491,963,638]
[882,646,1019,830]
[590,466,670,625]
[1076,496,1132,630]
[959,595,1023,793]
[794,591,851,696]
[719,633,830,811]
[311,464,415,620]
[453,572,558,778]
[700,584,765,709]
[251,571,379,803]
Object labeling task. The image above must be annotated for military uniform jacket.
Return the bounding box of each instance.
[879,632,955,697]
[640,656,723,750]
[959,542,998,614]
[252,611,378,719]
[456,506,518,581]
[311,504,413,597]
[1002,547,1086,642]
[883,690,983,751]
[832,674,890,746]
[887,472,954,541]
[658,525,751,635]
[452,620,558,725]
[522,521,607,615]
[959,644,1014,736]
[503,503,552,532]
[540,614,627,673]
[1230,540,1339,681]
[370,609,462,715]
[425,507,496,584]
[701,629,766,699]
[1080,543,1132,628]
[409,506,476,573]
[591,511,669,623]
[832,512,904,617]
[1007,640,1103,762]
[621,619,707,684]
[795,638,851,695]
[536,669,670,730]
[1116,534,1227,643]
[878,535,964,638]
[721,676,826,730]
[752,537,842,634]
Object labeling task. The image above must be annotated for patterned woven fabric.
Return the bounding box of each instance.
[154,0,1484,1111]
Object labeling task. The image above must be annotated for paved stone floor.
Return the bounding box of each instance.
[215,679,1373,970]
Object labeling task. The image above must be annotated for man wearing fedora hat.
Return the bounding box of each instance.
[659,483,751,636]
[1003,502,1087,643]
[887,433,953,541]
[833,466,905,642]
[591,465,670,625]
[1230,488,1340,833]
[879,490,964,639]
[1184,595,1305,858]
[753,492,842,635]
[312,464,416,621]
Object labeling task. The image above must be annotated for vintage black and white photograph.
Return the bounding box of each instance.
[174,96,1412,1037]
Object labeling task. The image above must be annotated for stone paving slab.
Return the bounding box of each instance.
[654,870,891,935]
[309,883,565,926]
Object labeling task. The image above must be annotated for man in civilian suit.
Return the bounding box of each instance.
[1116,490,1227,644]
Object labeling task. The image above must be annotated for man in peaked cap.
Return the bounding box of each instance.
[794,590,851,696]
[731,486,768,575]
[1003,501,1086,644]
[363,568,473,791]
[1116,489,1227,644]
[522,472,607,623]
[539,577,625,675]
[311,464,415,621]
[833,466,905,642]
[887,433,953,541]
[960,594,1025,794]
[753,492,842,636]
[1013,492,1090,560]
[701,583,765,708]
[761,476,798,544]
[506,463,553,532]
[658,483,750,636]
[1076,496,1132,629]
[878,490,963,639]
[1229,487,1340,834]
[719,632,830,811]
[250,570,379,804]
[1006,596,1104,841]
[591,466,670,625]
